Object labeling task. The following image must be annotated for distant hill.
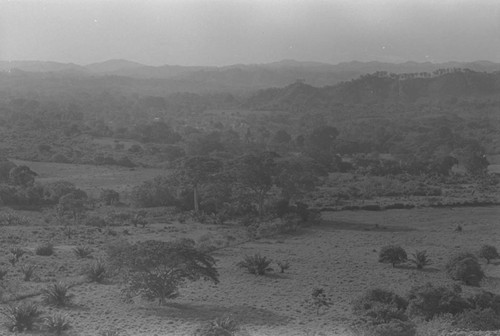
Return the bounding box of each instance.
[245,70,500,110]
[1,59,499,93]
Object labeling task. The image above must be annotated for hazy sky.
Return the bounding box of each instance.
[1,0,499,66]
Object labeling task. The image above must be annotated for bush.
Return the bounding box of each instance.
[369,320,416,336]
[378,245,407,267]
[114,239,219,305]
[35,242,54,256]
[277,213,302,233]
[0,268,8,280]
[196,316,239,336]
[131,176,177,208]
[73,245,93,259]
[84,216,107,228]
[406,283,469,320]
[479,245,499,264]
[100,189,120,206]
[237,254,273,276]
[128,267,182,305]
[0,212,31,226]
[21,264,37,281]
[467,291,500,314]
[446,252,484,286]
[352,288,408,323]
[2,302,43,332]
[307,288,332,315]
[409,250,432,269]
[85,260,108,283]
[453,308,500,331]
[42,282,73,307]
[43,313,72,335]
[277,260,290,273]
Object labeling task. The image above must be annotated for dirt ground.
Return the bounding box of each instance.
[0,206,499,336]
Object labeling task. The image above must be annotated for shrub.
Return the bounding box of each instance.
[369,320,416,336]
[35,242,54,256]
[131,176,177,208]
[277,260,290,273]
[278,213,302,233]
[115,239,218,305]
[406,283,469,320]
[9,246,26,265]
[409,250,432,269]
[446,253,484,286]
[2,302,43,332]
[307,288,332,315]
[100,189,120,206]
[378,245,407,267]
[128,267,182,305]
[479,245,499,264]
[43,313,72,335]
[0,268,7,280]
[237,254,273,276]
[86,260,108,283]
[352,288,408,323]
[73,245,93,259]
[467,291,500,314]
[454,308,500,331]
[84,216,107,228]
[0,212,31,226]
[42,282,73,307]
[21,264,37,281]
[196,316,239,336]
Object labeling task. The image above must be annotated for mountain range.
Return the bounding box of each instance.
[1,59,499,93]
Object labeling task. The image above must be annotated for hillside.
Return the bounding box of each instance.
[245,70,500,111]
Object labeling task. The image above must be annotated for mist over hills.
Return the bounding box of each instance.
[1,59,500,94]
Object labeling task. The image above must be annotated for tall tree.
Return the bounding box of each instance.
[177,156,223,214]
[233,151,278,219]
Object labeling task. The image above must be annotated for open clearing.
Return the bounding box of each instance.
[0,206,498,335]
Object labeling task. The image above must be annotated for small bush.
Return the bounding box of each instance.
[84,216,107,228]
[127,267,182,305]
[406,283,469,320]
[277,260,290,273]
[35,243,54,256]
[42,282,73,307]
[73,246,93,259]
[21,264,37,281]
[100,189,120,205]
[0,212,31,226]
[467,291,500,314]
[352,288,408,323]
[446,253,484,286]
[43,313,72,335]
[409,250,432,269]
[479,245,499,264]
[196,316,239,336]
[10,247,26,261]
[307,288,332,315]
[86,260,108,283]
[378,245,407,267]
[237,254,273,276]
[0,268,8,280]
[2,302,43,332]
[453,308,500,331]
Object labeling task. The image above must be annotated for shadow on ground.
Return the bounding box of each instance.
[319,220,415,232]
[139,302,290,325]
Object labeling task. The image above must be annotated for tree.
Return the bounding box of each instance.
[58,190,87,222]
[100,189,120,206]
[0,159,17,183]
[275,156,326,203]
[9,165,37,187]
[176,156,223,214]
[232,152,278,219]
[114,239,219,305]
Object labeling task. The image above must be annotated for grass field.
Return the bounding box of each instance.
[0,205,498,335]
[10,159,166,199]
